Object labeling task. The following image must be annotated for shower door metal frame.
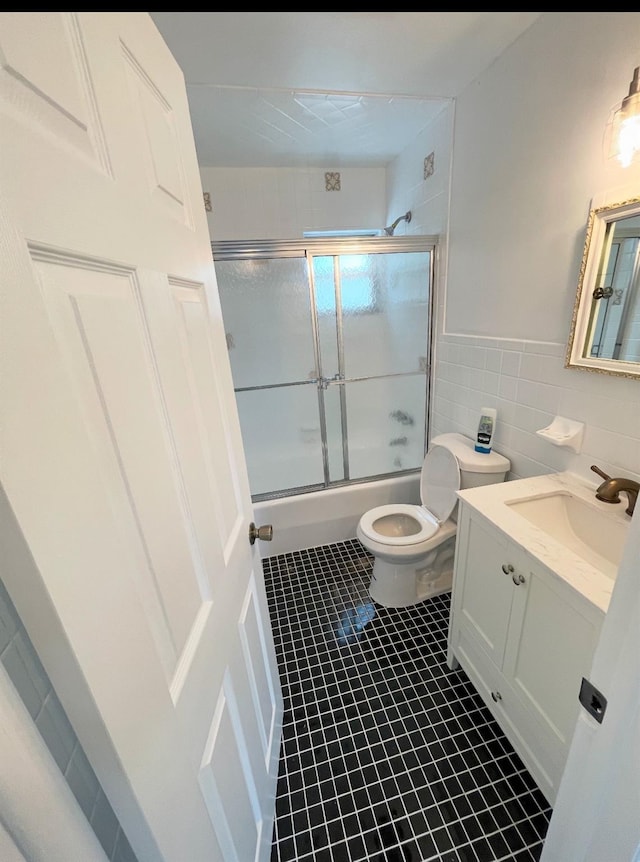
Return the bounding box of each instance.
[212,235,438,502]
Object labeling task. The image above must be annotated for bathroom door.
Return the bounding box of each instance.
[0,12,281,862]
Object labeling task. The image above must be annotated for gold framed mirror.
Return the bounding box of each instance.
[566,195,640,378]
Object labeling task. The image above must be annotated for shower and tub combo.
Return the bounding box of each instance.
[213,232,435,497]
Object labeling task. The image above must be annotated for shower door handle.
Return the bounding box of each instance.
[249,522,273,545]
[318,373,344,389]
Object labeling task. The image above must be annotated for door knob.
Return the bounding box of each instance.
[249,522,273,545]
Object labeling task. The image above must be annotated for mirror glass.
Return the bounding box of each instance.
[566,196,640,378]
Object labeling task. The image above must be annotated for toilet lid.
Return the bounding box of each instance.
[420,444,460,523]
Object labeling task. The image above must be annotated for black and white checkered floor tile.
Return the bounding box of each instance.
[264,538,551,862]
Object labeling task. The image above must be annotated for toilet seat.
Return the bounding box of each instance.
[358,445,460,547]
[358,503,440,546]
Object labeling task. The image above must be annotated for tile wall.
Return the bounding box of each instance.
[430,332,640,484]
[0,577,137,862]
[201,165,387,241]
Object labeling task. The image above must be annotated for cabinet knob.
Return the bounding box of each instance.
[512,572,526,586]
[491,691,502,702]
[501,563,514,575]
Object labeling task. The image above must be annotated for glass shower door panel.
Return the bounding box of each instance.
[311,255,340,379]
[340,252,431,378]
[215,257,316,388]
[344,375,427,480]
[236,386,324,496]
[323,385,345,483]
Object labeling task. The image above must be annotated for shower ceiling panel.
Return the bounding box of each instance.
[181,88,447,169]
[149,12,541,168]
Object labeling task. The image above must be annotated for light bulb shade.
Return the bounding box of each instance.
[608,66,640,168]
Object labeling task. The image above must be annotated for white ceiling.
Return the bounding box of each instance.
[150,12,541,169]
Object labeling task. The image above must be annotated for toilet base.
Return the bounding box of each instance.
[368,536,455,608]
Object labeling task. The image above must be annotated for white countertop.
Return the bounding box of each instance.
[457,471,631,614]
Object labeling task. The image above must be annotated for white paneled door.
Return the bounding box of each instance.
[0,12,282,862]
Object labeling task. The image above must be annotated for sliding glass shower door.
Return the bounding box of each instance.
[213,236,435,500]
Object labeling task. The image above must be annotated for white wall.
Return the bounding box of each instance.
[385,102,454,238]
[201,165,387,239]
[431,12,640,485]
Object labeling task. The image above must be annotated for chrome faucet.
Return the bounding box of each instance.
[591,465,639,517]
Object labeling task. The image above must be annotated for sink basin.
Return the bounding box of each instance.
[506,491,628,577]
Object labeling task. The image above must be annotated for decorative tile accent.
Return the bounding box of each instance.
[265,538,551,862]
[203,191,212,212]
[424,152,435,180]
[324,172,341,191]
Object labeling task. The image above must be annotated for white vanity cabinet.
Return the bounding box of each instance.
[447,501,604,805]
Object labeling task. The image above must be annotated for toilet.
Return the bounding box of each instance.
[357,432,510,608]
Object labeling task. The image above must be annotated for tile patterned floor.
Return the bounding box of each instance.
[264,538,552,862]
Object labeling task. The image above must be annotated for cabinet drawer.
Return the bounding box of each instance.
[454,627,558,804]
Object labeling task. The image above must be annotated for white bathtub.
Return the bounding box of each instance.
[253,472,421,557]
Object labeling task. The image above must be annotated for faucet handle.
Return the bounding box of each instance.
[591,465,611,482]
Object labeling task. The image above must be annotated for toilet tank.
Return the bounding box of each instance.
[430,432,510,489]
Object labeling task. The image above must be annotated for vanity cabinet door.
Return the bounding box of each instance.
[449,501,604,804]
[449,504,522,669]
[502,554,603,762]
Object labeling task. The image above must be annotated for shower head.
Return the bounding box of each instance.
[384,210,412,236]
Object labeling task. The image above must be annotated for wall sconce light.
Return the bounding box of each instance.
[609,66,640,168]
